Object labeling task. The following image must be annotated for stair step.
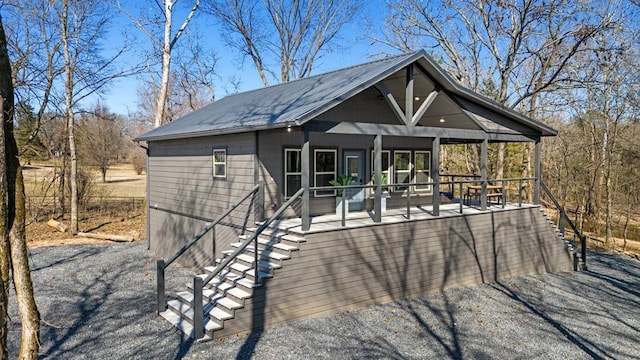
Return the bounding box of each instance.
[223,248,290,262]
[187,279,252,300]
[245,230,306,243]
[165,299,222,333]
[204,264,270,283]
[217,254,282,270]
[159,309,213,341]
[231,238,298,253]
[175,290,243,312]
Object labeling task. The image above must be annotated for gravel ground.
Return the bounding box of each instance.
[7,242,640,359]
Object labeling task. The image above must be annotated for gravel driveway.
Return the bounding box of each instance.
[7,242,640,359]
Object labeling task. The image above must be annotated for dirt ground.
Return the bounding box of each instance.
[26,213,144,248]
[23,162,146,248]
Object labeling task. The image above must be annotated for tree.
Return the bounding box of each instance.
[381,0,618,179]
[0,10,40,359]
[115,0,202,127]
[134,29,217,125]
[204,0,361,86]
[78,103,124,183]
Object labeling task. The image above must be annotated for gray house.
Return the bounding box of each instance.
[137,50,577,340]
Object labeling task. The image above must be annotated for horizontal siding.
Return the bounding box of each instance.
[148,132,258,268]
[216,207,572,337]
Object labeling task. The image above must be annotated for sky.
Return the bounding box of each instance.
[99,0,391,116]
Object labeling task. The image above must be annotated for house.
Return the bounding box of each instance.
[137,50,578,340]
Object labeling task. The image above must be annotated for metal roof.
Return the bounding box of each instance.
[137,50,557,142]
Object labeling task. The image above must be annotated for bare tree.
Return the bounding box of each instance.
[382,0,618,179]
[78,103,124,183]
[0,10,40,359]
[115,0,202,127]
[204,0,361,86]
[134,29,217,124]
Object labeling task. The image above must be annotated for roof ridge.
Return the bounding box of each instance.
[224,51,419,99]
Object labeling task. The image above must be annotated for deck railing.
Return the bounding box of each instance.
[156,184,262,315]
[190,187,305,339]
[305,177,538,228]
[540,180,586,270]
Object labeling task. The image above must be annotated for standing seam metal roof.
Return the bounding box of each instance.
[136,50,556,142]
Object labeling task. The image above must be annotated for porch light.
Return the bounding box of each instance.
[287,125,292,132]
[439,118,446,123]
[414,96,420,101]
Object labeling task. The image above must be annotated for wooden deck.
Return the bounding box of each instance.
[272,202,537,235]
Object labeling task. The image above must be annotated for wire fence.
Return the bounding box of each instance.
[26,196,145,223]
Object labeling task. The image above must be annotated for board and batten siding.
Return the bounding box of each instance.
[213,206,572,338]
[258,128,434,217]
[148,133,257,268]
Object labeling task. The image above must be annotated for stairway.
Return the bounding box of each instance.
[159,229,305,340]
[539,208,580,268]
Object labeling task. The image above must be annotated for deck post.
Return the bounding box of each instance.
[534,139,541,205]
[156,259,166,313]
[193,276,204,339]
[481,138,488,211]
[301,129,311,231]
[432,137,440,216]
[373,134,382,222]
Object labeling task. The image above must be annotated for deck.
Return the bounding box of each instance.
[272,202,538,235]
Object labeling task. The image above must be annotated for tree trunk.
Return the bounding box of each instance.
[1,13,40,357]
[0,95,11,360]
[61,0,78,234]
[155,0,173,128]
[9,169,40,359]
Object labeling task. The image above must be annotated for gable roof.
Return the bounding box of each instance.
[137,50,556,142]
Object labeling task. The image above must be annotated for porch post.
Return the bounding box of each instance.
[481,138,488,211]
[534,138,541,205]
[373,134,382,222]
[301,128,311,231]
[431,137,440,216]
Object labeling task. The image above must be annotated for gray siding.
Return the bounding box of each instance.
[258,128,434,217]
[148,133,257,268]
[214,207,572,338]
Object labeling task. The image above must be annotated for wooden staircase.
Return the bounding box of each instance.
[159,229,305,340]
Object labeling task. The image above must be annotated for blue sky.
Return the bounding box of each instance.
[100,0,391,116]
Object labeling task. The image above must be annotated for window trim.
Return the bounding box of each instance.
[284,147,302,199]
[393,150,412,192]
[314,148,337,197]
[413,150,432,193]
[212,148,227,179]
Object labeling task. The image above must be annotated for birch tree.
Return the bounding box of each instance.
[204,0,361,86]
[0,10,40,359]
[115,0,202,127]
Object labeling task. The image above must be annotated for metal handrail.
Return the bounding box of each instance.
[540,180,586,270]
[156,184,261,314]
[191,187,305,339]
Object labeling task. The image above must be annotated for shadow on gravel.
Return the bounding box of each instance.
[29,247,103,272]
[491,281,608,360]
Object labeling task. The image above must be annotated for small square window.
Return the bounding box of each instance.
[213,149,227,178]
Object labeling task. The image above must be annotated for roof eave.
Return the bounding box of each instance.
[135,122,294,143]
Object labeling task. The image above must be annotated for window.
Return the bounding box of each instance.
[314,149,337,197]
[394,150,411,191]
[284,148,301,199]
[414,151,431,192]
[370,150,391,184]
[213,149,227,178]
